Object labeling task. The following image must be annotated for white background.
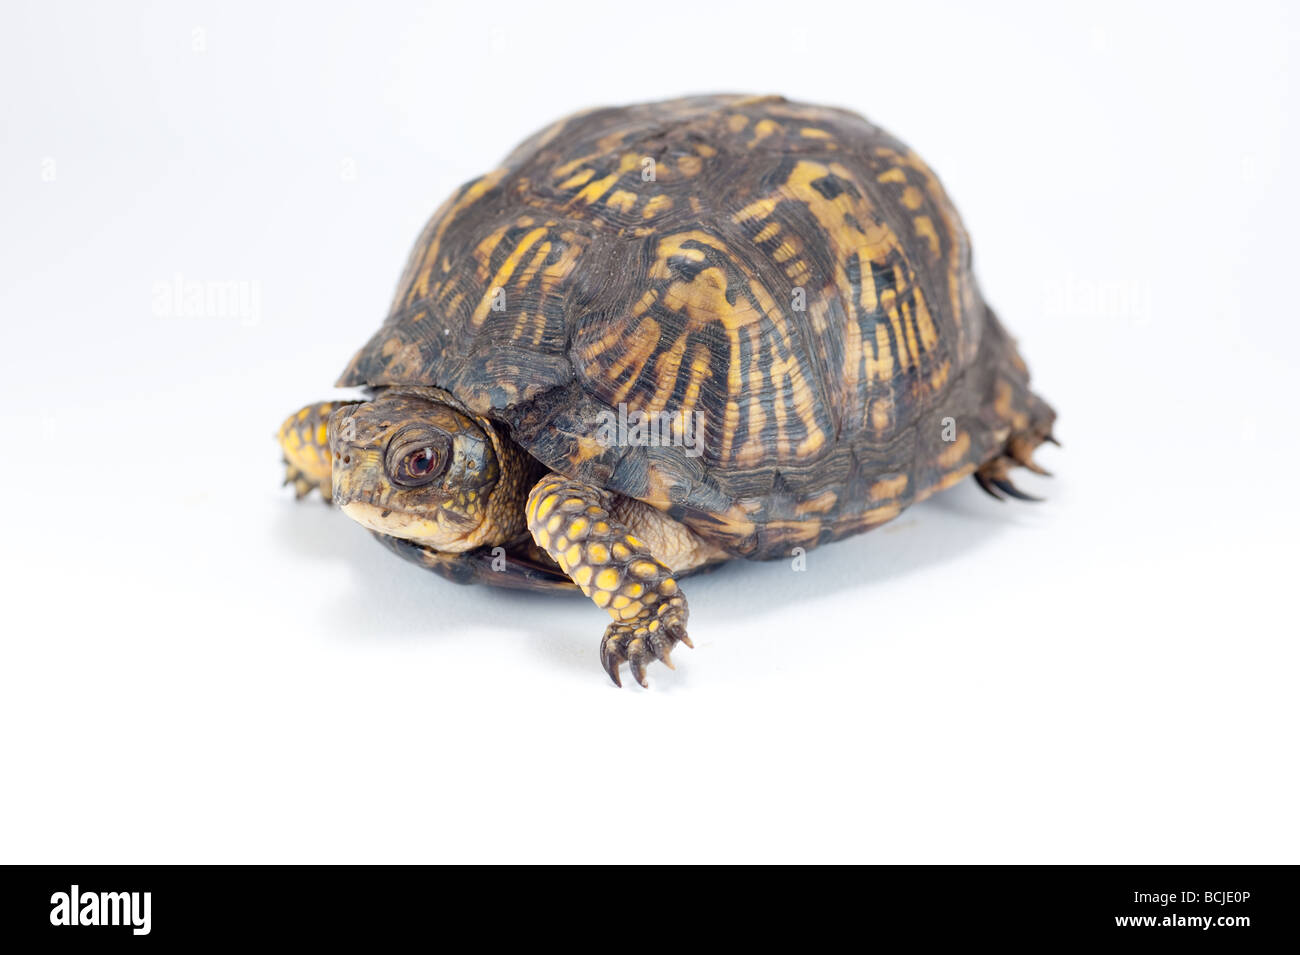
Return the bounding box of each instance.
[2,0,1296,863]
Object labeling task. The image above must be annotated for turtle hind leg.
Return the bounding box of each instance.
[278,400,362,501]
[975,426,1057,502]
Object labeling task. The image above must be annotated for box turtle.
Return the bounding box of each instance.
[279,94,1056,687]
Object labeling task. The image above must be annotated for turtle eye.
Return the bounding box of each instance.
[396,446,444,486]
[386,432,449,488]
[408,447,439,476]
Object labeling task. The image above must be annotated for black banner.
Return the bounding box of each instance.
[3,865,1290,945]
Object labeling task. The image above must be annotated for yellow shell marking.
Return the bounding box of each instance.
[470,227,548,326]
[559,168,595,189]
[642,194,673,218]
[937,432,971,468]
[870,474,909,500]
[605,189,638,213]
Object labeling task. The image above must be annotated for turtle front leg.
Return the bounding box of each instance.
[526,474,691,688]
[278,400,362,500]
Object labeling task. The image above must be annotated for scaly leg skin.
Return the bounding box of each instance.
[278,400,362,501]
[526,474,692,688]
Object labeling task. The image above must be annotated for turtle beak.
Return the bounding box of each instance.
[338,500,447,542]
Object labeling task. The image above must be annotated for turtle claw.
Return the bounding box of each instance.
[975,471,1005,501]
[600,641,624,688]
[651,634,677,670]
[283,460,329,502]
[1007,437,1052,476]
[991,477,1040,502]
[977,427,1057,503]
[629,651,649,689]
[599,612,691,689]
[976,466,1041,502]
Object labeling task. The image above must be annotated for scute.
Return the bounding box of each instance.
[338,95,1053,559]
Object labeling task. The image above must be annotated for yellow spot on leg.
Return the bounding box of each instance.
[630,560,659,578]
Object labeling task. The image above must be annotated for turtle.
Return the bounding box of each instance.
[278,94,1057,688]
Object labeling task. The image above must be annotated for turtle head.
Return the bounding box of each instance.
[326,388,521,552]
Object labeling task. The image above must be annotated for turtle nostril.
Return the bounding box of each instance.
[343,455,351,464]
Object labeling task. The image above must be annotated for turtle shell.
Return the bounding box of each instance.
[338,95,1054,559]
